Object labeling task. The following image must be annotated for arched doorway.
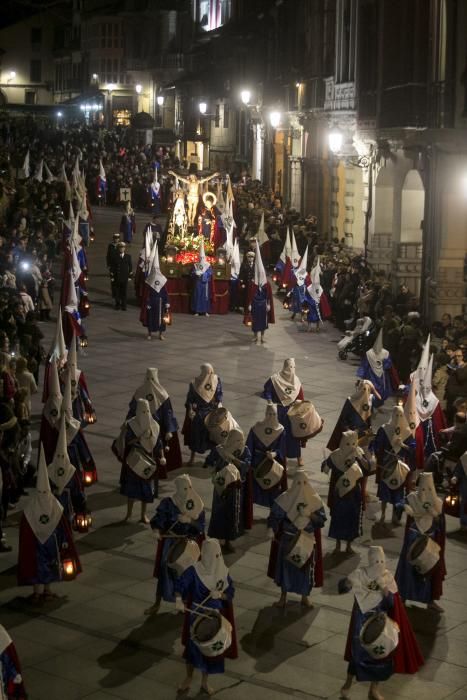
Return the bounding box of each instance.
[397,169,424,298]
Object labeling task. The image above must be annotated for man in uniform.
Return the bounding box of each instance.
[109,242,132,310]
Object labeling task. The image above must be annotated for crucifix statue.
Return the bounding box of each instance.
[168,170,219,227]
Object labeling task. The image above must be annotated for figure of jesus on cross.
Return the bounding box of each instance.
[168,170,219,227]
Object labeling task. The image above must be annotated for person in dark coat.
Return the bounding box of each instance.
[106,233,121,298]
[109,242,132,310]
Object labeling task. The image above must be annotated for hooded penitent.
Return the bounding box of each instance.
[294,245,308,287]
[383,405,412,451]
[415,354,439,421]
[133,367,169,413]
[194,236,210,276]
[349,545,398,613]
[146,241,167,292]
[404,379,419,436]
[231,238,241,279]
[307,256,323,304]
[270,358,301,406]
[48,413,76,495]
[275,469,323,529]
[171,473,204,519]
[49,311,67,367]
[217,428,246,462]
[330,430,364,471]
[350,380,379,422]
[61,368,80,443]
[194,537,229,593]
[23,444,64,544]
[127,398,160,452]
[43,360,62,428]
[405,471,443,533]
[193,363,218,403]
[66,335,80,400]
[254,239,267,288]
[366,329,389,378]
[290,230,300,269]
[252,401,284,447]
[279,228,292,264]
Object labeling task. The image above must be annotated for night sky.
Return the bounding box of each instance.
[0,0,72,29]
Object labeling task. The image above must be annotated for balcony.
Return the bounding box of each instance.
[379,83,427,129]
[324,78,356,112]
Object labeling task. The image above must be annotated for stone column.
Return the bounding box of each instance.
[289,156,304,212]
[252,123,264,182]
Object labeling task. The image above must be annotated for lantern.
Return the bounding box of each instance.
[84,273,89,282]
[283,299,290,310]
[443,490,460,517]
[74,513,89,533]
[79,335,88,348]
[166,244,178,263]
[163,309,172,326]
[282,282,287,289]
[83,467,97,486]
[245,314,252,327]
[90,230,95,242]
[217,247,227,266]
[272,273,278,283]
[62,557,77,580]
[85,409,97,425]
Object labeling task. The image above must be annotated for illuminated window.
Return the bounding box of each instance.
[198,0,231,31]
[113,109,131,126]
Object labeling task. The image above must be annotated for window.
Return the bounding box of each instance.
[215,104,220,127]
[31,27,42,44]
[30,59,42,82]
[223,104,229,129]
[25,90,36,105]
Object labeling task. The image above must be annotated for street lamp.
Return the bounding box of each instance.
[240,89,251,106]
[56,111,63,118]
[157,95,164,107]
[269,111,281,128]
[135,83,142,94]
[199,101,207,115]
[328,129,343,154]
[6,70,16,84]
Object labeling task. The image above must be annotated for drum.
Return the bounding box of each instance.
[213,464,241,496]
[287,401,323,440]
[127,447,158,480]
[254,457,284,491]
[407,535,440,576]
[167,538,200,577]
[191,611,232,658]
[360,612,399,660]
[205,408,233,445]
[285,530,315,568]
[382,460,410,490]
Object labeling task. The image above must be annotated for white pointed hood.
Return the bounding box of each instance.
[231,239,241,279]
[49,311,67,367]
[256,211,268,246]
[172,474,204,519]
[253,401,284,447]
[194,538,229,593]
[404,380,420,436]
[193,363,218,403]
[270,358,301,406]
[349,546,398,613]
[383,405,412,451]
[307,256,323,303]
[67,335,80,399]
[62,368,80,443]
[279,228,292,263]
[290,230,300,268]
[33,158,43,182]
[294,245,308,286]
[366,329,389,377]
[416,353,439,420]
[0,626,12,655]
[350,380,379,421]
[23,444,64,544]
[133,367,169,412]
[48,413,76,495]
[43,359,62,427]
[275,470,323,529]
[329,430,364,471]
[194,237,210,276]
[254,239,267,288]
[99,159,106,181]
[146,241,167,291]
[128,398,160,452]
[44,161,56,183]
[64,272,78,314]
[22,150,30,178]
[406,471,443,533]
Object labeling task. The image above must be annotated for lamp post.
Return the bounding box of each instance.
[157,94,164,127]
[7,70,16,84]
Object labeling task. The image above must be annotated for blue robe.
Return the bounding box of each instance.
[145,285,169,333]
[120,426,160,502]
[454,461,467,527]
[327,461,363,542]
[395,514,446,604]
[251,285,270,333]
[347,594,395,682]
[267,503,326,595]
[175,567,235,674]
[18,517,75,585]
[183,382,223,454]
[372,428,415,506]
[289,283,306,314]
[191,268,212,314]
[246,428,287,508]
[357,357,394,406]
[119,213,135,243]
[327,398,371,451]
[208,446,252,541]
[128,396,179,438]
[262,379,303,459]
[150,497,205,603]
[302,291,320,323]
[67,430,96,477]
[1,644,22,696]
[54,473,86,524]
